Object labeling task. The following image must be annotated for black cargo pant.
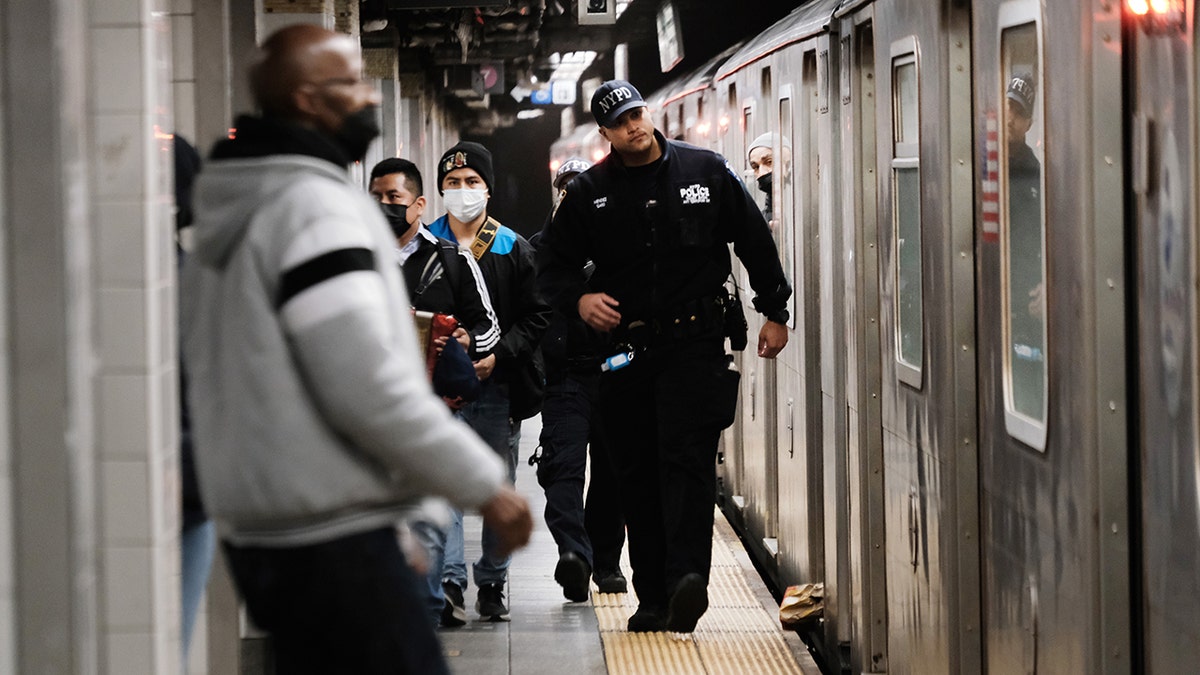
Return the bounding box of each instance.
[536,371,626,573]
[598,337,739,609]
[223,527,448,675]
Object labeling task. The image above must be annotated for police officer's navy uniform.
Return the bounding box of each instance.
[538,126,791,629]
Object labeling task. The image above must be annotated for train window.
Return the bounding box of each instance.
[743,102,767,214]
[999,5,1048,449]
[721,83,736,136]
[891,40,923,387]
[778,91,795,328]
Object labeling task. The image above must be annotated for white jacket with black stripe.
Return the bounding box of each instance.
[182,151,504,547]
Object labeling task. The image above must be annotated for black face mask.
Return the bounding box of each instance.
[379,202,411,238]
[757,172,773,216]
[756,172,773,195]
[333,105,381,162]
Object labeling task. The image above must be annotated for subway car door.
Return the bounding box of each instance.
[874,0,980,671]
[835,9,891,673]
[973,1,1130,672]
[736,94,783,559]
[1128,3,1200,670]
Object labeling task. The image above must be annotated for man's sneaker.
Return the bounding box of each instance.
[626,605,665,632]
[440,582,467,628]
[594,569,628,594]
[476,583,510,621]
[665,573,708,633]
[554,552,592,602]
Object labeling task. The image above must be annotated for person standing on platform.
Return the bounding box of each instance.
[532,158,627,602]
[180,25,532,674]
[427,140,551,624]
[174,133,214,661]
[537,80,791,633]
[368,157,501,626]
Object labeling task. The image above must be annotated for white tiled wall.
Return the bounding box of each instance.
[90,0,180,672]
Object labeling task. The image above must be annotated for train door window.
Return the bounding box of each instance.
[778,89,795,327]
[694,96,709,147]
[891,37,922,387]
[999,3,1047,449]
[722,83,736,137]
[744,101,766,214]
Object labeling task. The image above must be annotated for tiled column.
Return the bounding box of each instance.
[2,0,100,671]
[90,0,179,672]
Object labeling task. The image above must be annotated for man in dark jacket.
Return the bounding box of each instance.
[368,157,501,625]
[537,80,791,633]
[532,159,627,602]
[427,140,552,623]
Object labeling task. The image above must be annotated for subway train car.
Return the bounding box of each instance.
[551,0,1199,672]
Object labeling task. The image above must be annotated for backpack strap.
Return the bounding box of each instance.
[412,248,443,298]
[468,217,501,261]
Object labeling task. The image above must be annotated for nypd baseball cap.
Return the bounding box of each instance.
[591,80,647,128]
[1006,74,1036,117]
[554,157,591,189]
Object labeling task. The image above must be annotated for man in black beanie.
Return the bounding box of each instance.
[427,140,551,624]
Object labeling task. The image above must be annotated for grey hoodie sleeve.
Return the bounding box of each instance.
[272,200,504,510]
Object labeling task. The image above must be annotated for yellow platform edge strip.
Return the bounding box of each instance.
[592,508,807,675]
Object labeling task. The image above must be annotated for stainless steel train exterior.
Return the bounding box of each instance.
[548,0,1199,672]
[1128,3,1200,671]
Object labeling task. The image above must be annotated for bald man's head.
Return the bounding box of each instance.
[246,24,382,161]
[250,24,360,120]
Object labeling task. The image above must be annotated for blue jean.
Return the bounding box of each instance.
[223,527,448,675]
[443,379,519,590]
[409,518,447,625]
[181,519,216,658]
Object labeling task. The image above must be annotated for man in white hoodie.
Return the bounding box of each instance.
[180,24,531,675]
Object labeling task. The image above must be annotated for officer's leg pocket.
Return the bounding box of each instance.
[704,361,740,431]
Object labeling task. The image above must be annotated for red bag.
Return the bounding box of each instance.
[412,311,480,410]
[426,312,459,379]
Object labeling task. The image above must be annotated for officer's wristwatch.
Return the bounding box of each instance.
[766,308,790,325]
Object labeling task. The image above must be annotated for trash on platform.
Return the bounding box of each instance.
[779,582,824,630]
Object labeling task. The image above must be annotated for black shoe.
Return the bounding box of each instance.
[665,573,708,633]
[476,583,510,621]
[626,605,666,632]
[554,552,592,602]
[440,582,467,628]
[594,569,628,594]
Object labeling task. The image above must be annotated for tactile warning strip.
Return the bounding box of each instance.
[593,508,808,674]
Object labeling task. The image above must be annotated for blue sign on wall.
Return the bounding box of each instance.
[530,88,553,105]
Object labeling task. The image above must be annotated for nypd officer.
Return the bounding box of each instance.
[532,158,628,602]
[537,80,791,633]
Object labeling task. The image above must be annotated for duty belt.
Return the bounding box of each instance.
[614,295,725,346]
